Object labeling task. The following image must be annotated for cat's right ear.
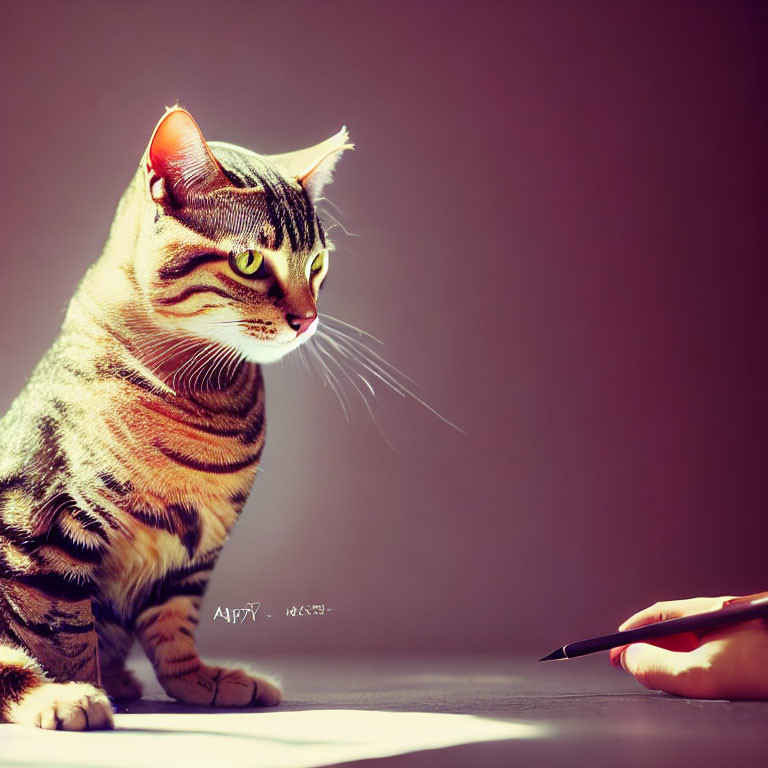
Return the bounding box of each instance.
[145,107,228,207]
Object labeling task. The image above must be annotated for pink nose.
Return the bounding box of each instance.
[287,312,317,336]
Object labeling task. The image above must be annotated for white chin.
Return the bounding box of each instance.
[242,337,308,364]
[194,317,316,365]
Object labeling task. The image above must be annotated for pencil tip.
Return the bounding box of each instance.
[539,648,567,662]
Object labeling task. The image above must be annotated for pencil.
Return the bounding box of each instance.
[539,595,768,661]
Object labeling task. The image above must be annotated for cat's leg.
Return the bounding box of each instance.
[0,587,113,729]
[97,617,143,702]
[135,594,281,707]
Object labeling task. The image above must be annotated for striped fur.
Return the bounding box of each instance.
[0,107,351,728]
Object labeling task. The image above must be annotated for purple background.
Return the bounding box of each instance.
[0,1,766,656]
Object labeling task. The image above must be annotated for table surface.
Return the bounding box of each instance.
[1,654,766,768]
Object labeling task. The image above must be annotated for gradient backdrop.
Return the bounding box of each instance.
[0,1,766,657]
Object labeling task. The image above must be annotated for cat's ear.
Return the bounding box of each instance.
[266,127,353,202]
[146,107,229,206]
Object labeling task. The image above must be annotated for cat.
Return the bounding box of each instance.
[0,106,351,729]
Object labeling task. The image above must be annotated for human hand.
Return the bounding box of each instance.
[610,595,768,700]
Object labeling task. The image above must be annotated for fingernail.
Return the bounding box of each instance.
[619,648,629,672]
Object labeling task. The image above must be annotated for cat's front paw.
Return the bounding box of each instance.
[161,663,282,707]
[6,681,114,730]
[211,666,282,707]
[102,667,144,702]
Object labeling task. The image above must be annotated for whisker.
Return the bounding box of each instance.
[198,344,228,391]
[188,344,219,392]
[171,342,215,392]
[201,343,234,391]
[297,345,314,380]
[307,344,349,422]
[320,324,420,388]
[315,335,379,398]
[315,328,463,433]
[210,344,234,390]
[314,337,378,413]
[313,338,400,454]
[319,313,384,345]
[318,331,409,397]
[323,223,340,236]
[144,338,201,371]
[223,346,245,385]
[144,341,205,387]
[315,194,347,218]
[321,334,408,399]
[317,208,360,238]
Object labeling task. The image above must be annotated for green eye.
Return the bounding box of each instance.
[229,249,267,278]
[311,252,326,273]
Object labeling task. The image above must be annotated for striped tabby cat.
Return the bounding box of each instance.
[0,107,351,729]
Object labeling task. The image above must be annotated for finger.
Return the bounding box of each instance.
[620,643,712,698]
[650,632,700,653]
[610,645,625,667]
[618,602,685,632]
[610,632,699,667]
[618,597,722,631]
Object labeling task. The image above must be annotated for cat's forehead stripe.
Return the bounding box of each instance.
[166,144,325,255]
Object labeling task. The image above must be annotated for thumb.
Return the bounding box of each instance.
[620,643,711,698]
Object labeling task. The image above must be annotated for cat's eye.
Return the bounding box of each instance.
[230,249,268,279]
[311,252,326,274]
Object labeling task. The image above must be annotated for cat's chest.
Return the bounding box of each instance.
[70,363,265,610]
[85,366,265,535]
[96,492,245,612]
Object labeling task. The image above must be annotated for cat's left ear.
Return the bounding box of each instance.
[266,127,353,202]
[145,106,229,206]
